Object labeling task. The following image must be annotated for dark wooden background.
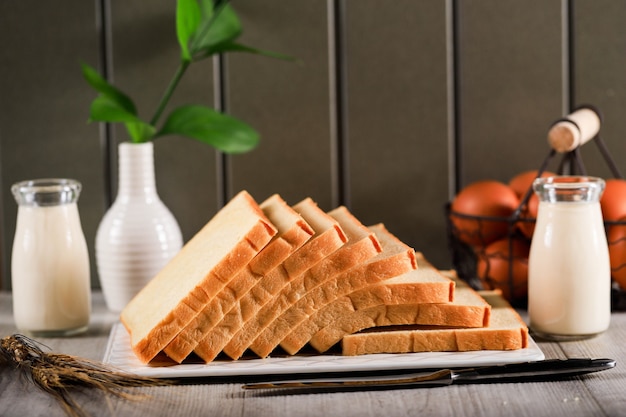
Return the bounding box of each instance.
[1,0,625,289]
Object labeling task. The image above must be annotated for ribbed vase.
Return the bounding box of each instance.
[96,142,183,312]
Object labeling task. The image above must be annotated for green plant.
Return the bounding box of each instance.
[82,0,288,154]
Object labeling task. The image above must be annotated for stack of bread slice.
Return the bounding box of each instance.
[120,191,529,364]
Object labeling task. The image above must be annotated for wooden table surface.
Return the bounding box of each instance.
[1,291,625,417]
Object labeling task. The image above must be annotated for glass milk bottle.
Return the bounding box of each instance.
[11,179,91,336]
[528,176,610,340]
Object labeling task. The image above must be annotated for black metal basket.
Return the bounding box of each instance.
[446,204,530,308]
[446,135,626,311]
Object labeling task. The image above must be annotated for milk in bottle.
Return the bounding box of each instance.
[11,179,91,336]
[528,176,610,340]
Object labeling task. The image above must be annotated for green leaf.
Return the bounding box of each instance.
[198,41,297,62]
[157,105,259,153]
[190,3,242,59]
[89,95,142,123]
[81,62,137,115]
[176,0,201,62]
[125,121,157,143]
[198,0,215,18]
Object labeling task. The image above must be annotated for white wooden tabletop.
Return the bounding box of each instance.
[1,291,624,417]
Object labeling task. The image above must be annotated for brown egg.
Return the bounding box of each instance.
[607,219,626,290]
[476,237,530,303]
[600,178,626,221]
[508,170,556,199]
[450,181,520,246]
[517,193,539,239]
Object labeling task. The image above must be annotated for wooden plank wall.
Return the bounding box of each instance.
[1,0,626,289]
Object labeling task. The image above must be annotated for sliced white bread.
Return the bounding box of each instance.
[162,194,314,362]
[310,275,491,353]
[120,190,277,363]
[194,198,348,362]
[280,224,420,355]
[247,207,384,358]
[281,250,455,354]
[341,291,528,355]
[223,206,380,360]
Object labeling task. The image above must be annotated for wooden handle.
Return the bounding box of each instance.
[547,106,601,152]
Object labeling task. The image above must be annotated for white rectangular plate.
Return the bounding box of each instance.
[103,322,545,378]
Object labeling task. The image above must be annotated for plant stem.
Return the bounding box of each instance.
[150,60,191,126]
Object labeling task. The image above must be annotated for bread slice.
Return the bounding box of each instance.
[161,194,314,362]
[310,276,491,352]
[247,207,384,358]
[120,190,277,363]
[280,249,450,355]
[341,291,528,355]
[280,224,420,355]
[193,198,348,362]
[310,254,491,352]
[224,206,380,360]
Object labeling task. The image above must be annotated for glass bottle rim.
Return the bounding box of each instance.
[534,175,603,185]
[533,175,605,203]
[12,178,82,207]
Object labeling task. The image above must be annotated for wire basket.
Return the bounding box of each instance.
[446,107,626,310]
[446,204,530,308]
[446,205,626,310]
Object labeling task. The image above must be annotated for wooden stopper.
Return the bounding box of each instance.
[547,107,601,152]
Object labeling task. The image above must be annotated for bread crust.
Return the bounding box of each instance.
[120,191,276,364]
[281,249,455,354]
[162,195,314,362]
[221,204,351,361]
[247,207,384,358]
[341,291,527,356]
[194,198,348,362]
[310,260,491,352]
[279,228,431,355]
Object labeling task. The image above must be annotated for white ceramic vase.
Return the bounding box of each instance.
[96,142,183,312]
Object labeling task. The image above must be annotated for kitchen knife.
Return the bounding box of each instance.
[241,358,615,390]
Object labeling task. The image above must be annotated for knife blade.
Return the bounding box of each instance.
[241,358,615,390]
